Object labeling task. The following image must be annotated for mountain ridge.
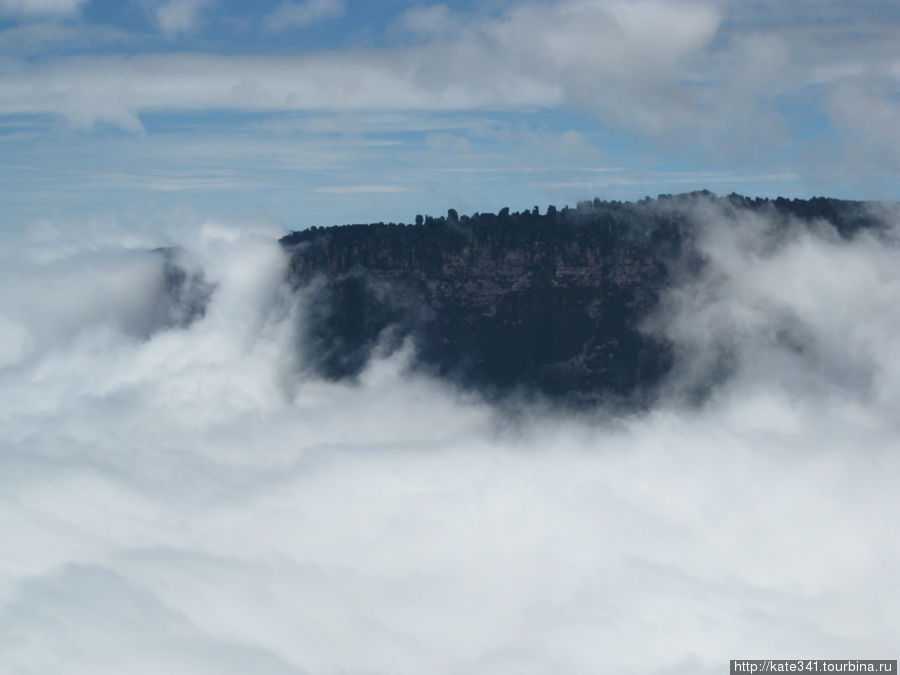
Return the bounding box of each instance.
[280,192,885,405]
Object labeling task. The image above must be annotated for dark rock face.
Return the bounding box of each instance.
[281,192,882,404]
[154,247,215,329]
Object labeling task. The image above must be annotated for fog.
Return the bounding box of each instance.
[1,204,898,674]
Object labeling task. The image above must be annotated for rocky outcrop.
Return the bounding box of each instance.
[280,192,881,404]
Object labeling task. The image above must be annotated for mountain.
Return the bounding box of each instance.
[280,192,882,405]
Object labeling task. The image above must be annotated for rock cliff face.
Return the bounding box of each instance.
[155,247,215,329]
[281,192,880,404]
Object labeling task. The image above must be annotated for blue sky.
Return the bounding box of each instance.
[2,0,899,229]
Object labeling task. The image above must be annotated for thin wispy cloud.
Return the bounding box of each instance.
[264,0,345,32]
[0,0,87,20]
[153,0,213,36]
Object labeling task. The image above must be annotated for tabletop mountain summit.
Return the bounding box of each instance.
[281,192,883,406]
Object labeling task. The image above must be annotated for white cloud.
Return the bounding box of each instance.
[153,0,212,36]
[0,0,718,128]
[0,1,719,125]
[648,197,900,417]
[1,202,899,671]
[0,0,86,20]
[399,3,456,37]
[0,0,899,183]
[264,0,344,32]
[0,51,504,130]
[827,75,900,175]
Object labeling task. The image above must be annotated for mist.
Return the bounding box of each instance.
[1,202,898,674]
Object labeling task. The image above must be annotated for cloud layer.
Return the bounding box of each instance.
[1,1,720,129]
[1,201,898,672]
[1,0,897,160]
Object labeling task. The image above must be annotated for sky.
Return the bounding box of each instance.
[2,0,900,229]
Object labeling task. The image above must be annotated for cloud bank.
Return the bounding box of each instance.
[0,1,719,130]
[1,0,896,161]
[1,200,898,672]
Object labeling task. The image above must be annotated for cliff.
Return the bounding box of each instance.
[280,192,880,405]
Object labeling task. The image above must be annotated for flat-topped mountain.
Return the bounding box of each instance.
[281,192,882,405]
